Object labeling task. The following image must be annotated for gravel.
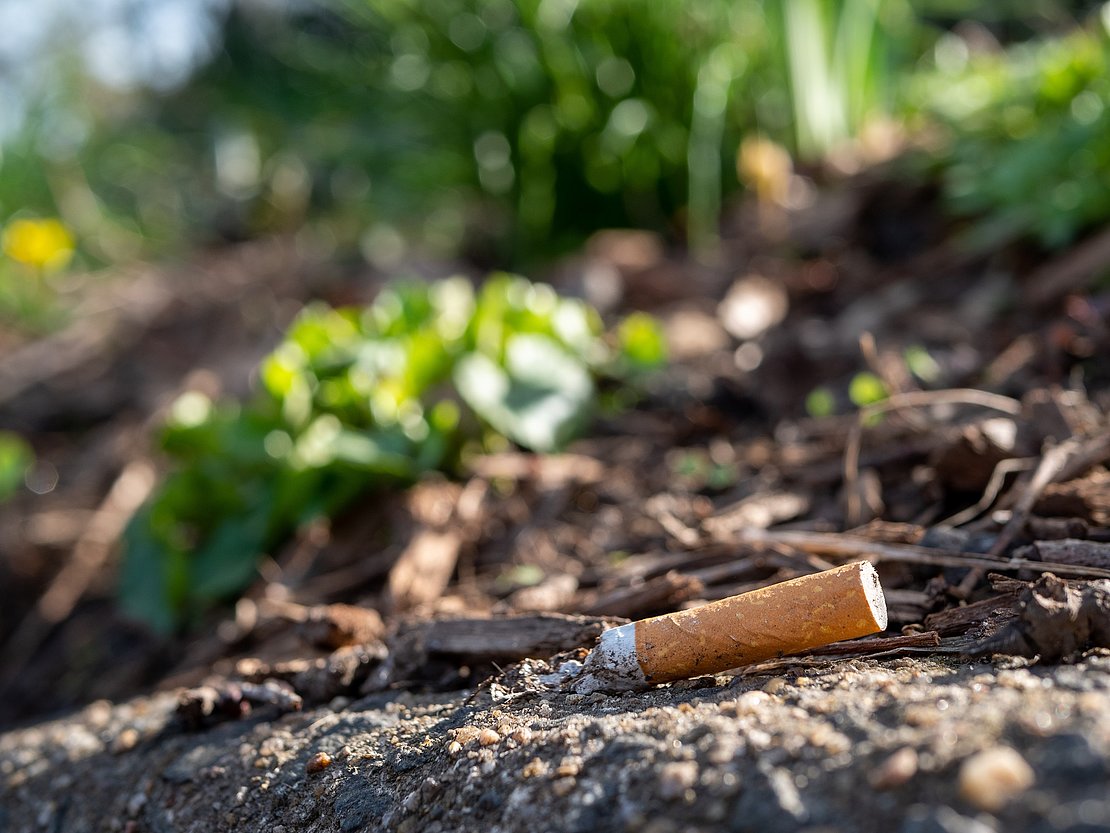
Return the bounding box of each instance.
[3,654,1110,832]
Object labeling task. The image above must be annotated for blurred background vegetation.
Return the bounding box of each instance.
[2,0,1107,317]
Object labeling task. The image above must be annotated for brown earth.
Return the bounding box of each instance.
[3,654,1110,832]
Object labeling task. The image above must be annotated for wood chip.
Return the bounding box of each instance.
[387,529,462,611]
[1017,539,1110,570]
[421,613,623,660]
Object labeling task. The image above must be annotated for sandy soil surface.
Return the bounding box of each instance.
[4,653,1110,833]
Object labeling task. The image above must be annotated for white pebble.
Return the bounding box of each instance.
[959,746,1034,812]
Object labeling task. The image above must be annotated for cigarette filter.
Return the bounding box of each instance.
[573,561,887,693]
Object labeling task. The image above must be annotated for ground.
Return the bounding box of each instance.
[4,655,1110,832]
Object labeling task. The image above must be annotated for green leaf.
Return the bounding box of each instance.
[454,333,594,452]
[849,372,888,408]
[617,312,667,371]
[0,432,32,501]
[805,387,835,418]
[188,516,269,602]
[118,509,183,634]
[904,345,941,384]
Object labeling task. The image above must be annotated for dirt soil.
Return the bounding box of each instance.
[4,655,1110,832]
[3,173,1110,830]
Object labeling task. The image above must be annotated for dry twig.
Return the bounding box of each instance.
[736,528,1110,580]
[843,389,1023,525]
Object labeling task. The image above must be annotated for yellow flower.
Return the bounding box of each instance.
[2,218,75,272]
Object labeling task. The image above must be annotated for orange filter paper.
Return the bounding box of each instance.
[633,561,887,684]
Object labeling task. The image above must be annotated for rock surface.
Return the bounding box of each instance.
[3,655,1110,832]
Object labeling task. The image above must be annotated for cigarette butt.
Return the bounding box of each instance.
[573,561,886,693]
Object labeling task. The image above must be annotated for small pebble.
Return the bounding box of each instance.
[125,792,146,818]
[478,729,501,747]
[658,761,698,800]
[705,738,738,765]
[452,726,482,746]
[555,760,581,777]
[870,747,918,790]
[959,746,1034,812]
[306,752,333,775]
[551,777,577,797]
[735,691,771,715]
[521,758,546,778]
[762,677,787,695]
[111,729,140,755]
[85,700,113,729]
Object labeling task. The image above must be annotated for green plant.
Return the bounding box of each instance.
[776,0,904,160]
[912,20,1110,249]
[120,274,665,631]
[0,216,76,333]
[0,0,933,293]
[0,432,33,501]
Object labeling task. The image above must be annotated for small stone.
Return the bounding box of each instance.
[511,727,533,745]
[870,747,918,790]
[306,752,333,775]
[446,741,463,755]
[125,792,146,818]
[522,758,546,778]
[85,700,113,729]
[659,761,698,801]
[959,746,1035,812]
[111,728,140,755]
[762,678,787,695]
[705,738,738,765]
[451,726,482,746]
[735,691,771,715]
[555,760,581,777]
[477,729,501,747]
[551,777,576,797]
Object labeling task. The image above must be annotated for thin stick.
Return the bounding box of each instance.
[941,457,1037,528]
[0,461,156,686]
[736,528,1110,580]
[859,331,914,398]
[843,389,1023,525]
[795,630,940,657]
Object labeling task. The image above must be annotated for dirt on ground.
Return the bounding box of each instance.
[4,653,1110,833]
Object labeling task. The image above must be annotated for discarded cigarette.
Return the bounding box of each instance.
[562,561,887,693]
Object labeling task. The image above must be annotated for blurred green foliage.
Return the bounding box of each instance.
[0,432,33,502]
[914,15,1110,249]
[848,371,890,407]
[5,0,1109,289]
[120,274,664,631]
[0,0,923,288]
